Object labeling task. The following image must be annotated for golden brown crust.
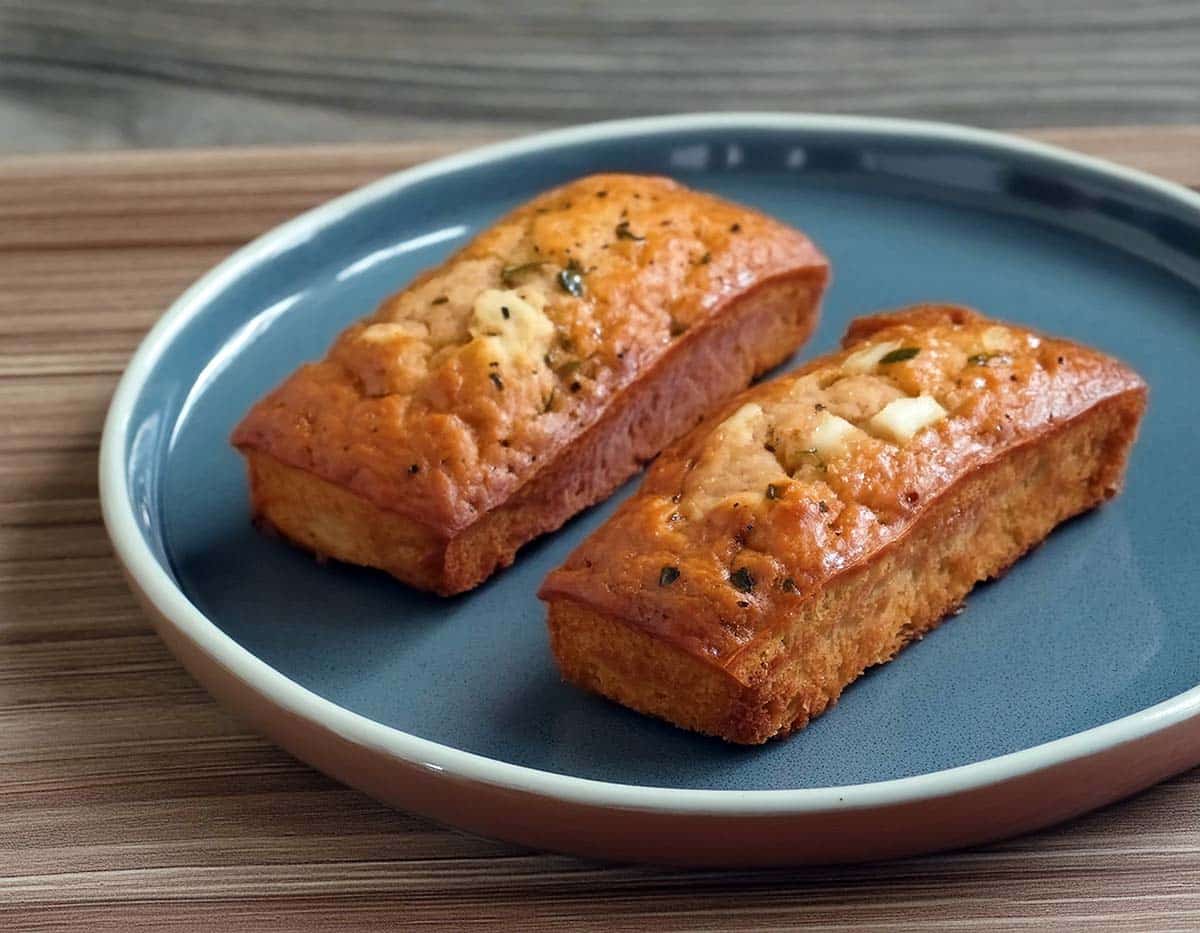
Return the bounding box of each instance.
[539,305,1147,741]
[232,174,828,592]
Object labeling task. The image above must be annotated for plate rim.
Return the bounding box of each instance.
[100,111,1200,816]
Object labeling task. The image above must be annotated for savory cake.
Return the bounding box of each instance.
[539,305,1146,744]
[232,174,829,595]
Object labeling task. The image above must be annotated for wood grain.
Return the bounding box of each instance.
[2,1,1200,154]
[1,129,1198,931]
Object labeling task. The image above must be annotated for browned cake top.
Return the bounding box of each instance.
[539,305,1145,668]
[232,173,826,535]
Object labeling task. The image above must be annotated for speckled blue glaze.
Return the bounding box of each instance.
[130,123,1200,791]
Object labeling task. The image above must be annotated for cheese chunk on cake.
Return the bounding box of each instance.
[538,305,1146,743]
[232,174,829,594]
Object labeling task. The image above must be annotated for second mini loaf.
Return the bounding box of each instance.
[540,305,1146,743]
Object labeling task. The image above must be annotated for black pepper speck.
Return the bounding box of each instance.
[729,567,755,593]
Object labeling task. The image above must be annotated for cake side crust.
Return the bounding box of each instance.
[245,449,447,591]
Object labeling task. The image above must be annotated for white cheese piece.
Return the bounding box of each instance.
[359,320,430,343]
[468,287,554,365]
[806,411,864,457]
[841,340,901,375]
[681,403,788,517]
[866,395,948,444]
[981,326,1014,353]
[716,403,766,447]
[343,319,434,396]
[777,410,867,472]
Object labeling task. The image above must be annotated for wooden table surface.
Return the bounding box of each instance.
[2,1,1199,153]
[2,127,1199,931]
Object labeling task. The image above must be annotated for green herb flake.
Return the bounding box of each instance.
[698,252,711,265]
[729,567,755,593]
[796,447,826,472]
[500,262,544,287]
[489,372,504,391]
[659,566,680,587]
[879,346,921,365]
[765,483,781,500]
[558,260,586,298]
[781,577,799,594]
[615,220,644,241]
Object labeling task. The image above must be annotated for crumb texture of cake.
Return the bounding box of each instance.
[233,173,828,593]
[539,304,1147,743]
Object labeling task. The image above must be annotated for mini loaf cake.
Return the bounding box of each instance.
[232,174,829,595]
[539,305,1147,744]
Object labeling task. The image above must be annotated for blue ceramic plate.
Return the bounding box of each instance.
[101,115,1200,865]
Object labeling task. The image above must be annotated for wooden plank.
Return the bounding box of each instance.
[0,143,469,249]
[1025,126,1200,190]
[2,1,1200,154]
[0,130,1197,929]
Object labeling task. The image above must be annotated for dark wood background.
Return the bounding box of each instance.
[1,0,1198,153]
